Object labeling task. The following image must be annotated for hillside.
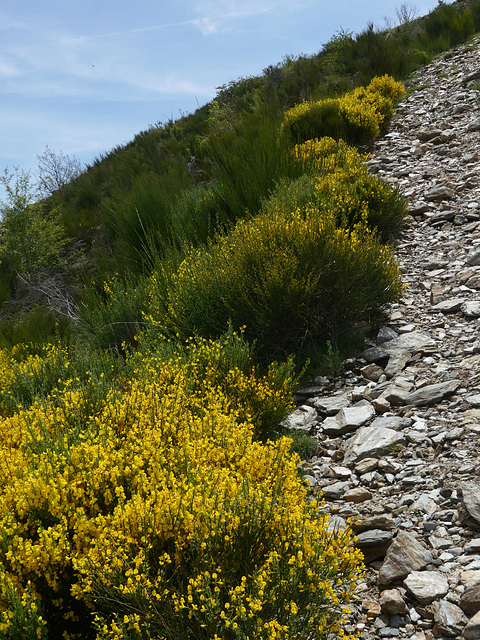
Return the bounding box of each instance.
[0,0,479,354]
[0,2,479,638]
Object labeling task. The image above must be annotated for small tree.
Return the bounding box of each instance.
[0,167,67,276]
[36,145,84,197]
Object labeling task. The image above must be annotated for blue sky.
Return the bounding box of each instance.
[1,0,440,183]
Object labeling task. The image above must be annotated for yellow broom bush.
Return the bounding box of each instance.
[282,74,405,144]
[151,204,403,356]
[0,339,363,640]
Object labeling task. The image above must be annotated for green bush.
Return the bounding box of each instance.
[148,205,403,357]
[201,106,300,224]
[171,185,220,249]
[80,275,150,352]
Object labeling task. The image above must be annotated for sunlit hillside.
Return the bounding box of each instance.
[0,1,479,638]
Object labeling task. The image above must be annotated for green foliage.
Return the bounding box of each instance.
[201,106,301,226]
[282,429,319,460]
[135,327,297,441]
[148,204,403,358]
[0,306,71,350]
[424,2,476,46]
[108,172,186,273]
[0,204,67,278]
[80,275,150,352]
[170,185,220,249]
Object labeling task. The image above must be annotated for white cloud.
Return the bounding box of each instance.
[192,17,220,36]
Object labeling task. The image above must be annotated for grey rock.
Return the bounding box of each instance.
[336,404,375,431]
[380,588,406,615]
[370,416,407,430]
[425,185,455,201]
[404,571,449,605]
[353,514,395,533]
[431,297,465,312]
[418,129,443,141]
[467,118,480,132]
[311,395,350,415]
[381,377,414,405]
[411,494,438,516]
[356,529,394,547]
[356,529,394,563]
[280,405,316,431]
[460,584,480,615]
[343,486,372,502]
[361,363,385,382]
[362,332,435,361]
[463,301,480,317]
[462,481,480,523]
[343,426,406,466]
[432,599,468,636]
[321,481,349,500]
[378,532,433,585]
[377,326,399,344]
[466,246,480,266]
[466,394,480,408]
[465,540,480,554]
[463,610,480,640]
[405,379,460,406]
[461,570,480,587]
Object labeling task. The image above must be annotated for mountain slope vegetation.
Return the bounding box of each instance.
[0,2,479,638]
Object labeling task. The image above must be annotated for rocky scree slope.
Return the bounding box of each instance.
[283,34,480,640]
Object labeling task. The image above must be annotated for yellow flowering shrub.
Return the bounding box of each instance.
[282,74,404,144]
[149,203,403,356]
[289,136,407,239]
[0,341,363,639]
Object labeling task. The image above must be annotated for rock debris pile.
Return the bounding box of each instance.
[285,34,480,639]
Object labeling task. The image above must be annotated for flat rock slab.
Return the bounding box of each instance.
[430,297,465,312]
[361,332,436,377]
[356,529,394,563]
[466,394,480,407]
[343,426,406,466]
[378,531,432,585]
[462,481,480,524]
[337,404,375,430]
[405,380,460,406]
[311,396,350,415]
[378,531,433,585]
[321,481,349,500]
[432,599,468,636]
[404,571,449,605]
[463,301,480,317]
[280,405,317,431]
[370,416,408,430]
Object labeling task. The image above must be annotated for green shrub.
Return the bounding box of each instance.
[202,106,301,224]
[424,2,475,46]
[148,206,403,357]
[108,171,189,273]
[80,275,150,352]
[171,185,221,249]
